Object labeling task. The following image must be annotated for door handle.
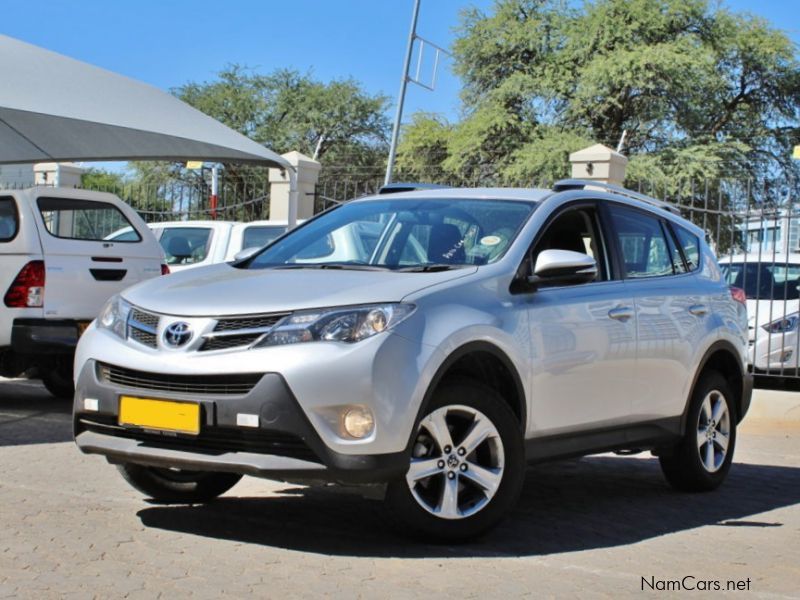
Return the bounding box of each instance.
[608,306,634,321]
[688,304,708,316]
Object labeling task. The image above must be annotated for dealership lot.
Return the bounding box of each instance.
[0,377,798,599]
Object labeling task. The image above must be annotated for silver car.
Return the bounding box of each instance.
[73,180,752,540]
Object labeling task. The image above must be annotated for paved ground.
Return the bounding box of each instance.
[0,377,798,599]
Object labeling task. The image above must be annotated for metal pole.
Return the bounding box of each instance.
[384,0,421,186]
[288,166,298,230]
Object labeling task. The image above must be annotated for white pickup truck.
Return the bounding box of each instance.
[112,220,293,272]
[0,187,166,397]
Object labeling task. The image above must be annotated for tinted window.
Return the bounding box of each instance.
[160,227,213,265]
[674,226,701,271]
[242,226,286,250]
[663,224,687,274]
[609,206,674,278]
[0,197,18,242]
[532,208,607,282]
[37,197,141,242]
[721,262,800,300]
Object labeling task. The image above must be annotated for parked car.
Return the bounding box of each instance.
[109,220,293,271]
[0,187,166,397]
[73,180,751,540]
[720,253,800,374]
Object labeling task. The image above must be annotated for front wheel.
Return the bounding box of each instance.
[385,381,525,541]
[117,463,242,503]
[659,372,737,492]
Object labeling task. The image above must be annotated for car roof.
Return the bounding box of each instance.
[356,187,553,203]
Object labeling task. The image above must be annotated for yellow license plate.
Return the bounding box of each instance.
[118,396,200,435]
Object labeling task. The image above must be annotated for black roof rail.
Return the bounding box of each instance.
[378,182,451,195]
[552,179,681,216]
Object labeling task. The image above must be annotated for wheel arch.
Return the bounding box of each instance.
[415,341,527,436]
[682,340,747,432]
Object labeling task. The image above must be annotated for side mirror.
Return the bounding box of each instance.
[528,249,597,288]
[233,246,260,262]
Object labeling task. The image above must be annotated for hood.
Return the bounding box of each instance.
[123,263,477,316]
[746,298,800,329]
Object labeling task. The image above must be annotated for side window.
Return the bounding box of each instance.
[37,197,142,242]
[608,205,675,279]
[530,207,607,282]
[0,197,18,242]
[663,223,687,274]
[674,225,701,271]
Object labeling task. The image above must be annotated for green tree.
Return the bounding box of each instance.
[131,66,390,194]
[397,0,800,194]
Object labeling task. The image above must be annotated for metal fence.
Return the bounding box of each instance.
[6,171,800,379]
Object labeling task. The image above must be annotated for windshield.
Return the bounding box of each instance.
[159,227,213,265]
[244,198,536,270]
[722,262,800,300]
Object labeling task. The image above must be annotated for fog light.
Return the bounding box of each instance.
[83,398,99,412]
[342,406,374,439]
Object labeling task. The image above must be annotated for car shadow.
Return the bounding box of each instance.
[0,379,73,446]
[136,456,800,558]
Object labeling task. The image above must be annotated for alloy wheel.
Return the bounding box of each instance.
[696,390,731,473]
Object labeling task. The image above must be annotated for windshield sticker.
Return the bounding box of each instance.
[480,235,502,246]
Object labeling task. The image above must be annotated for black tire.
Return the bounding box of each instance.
[385,380,525,542]
[117,463,242,503]
[41,367,74,399]
[659,371,737,492]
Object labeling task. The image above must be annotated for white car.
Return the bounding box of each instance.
[0,187,165,397]
[721,253,800,374]
[109,220,293,272]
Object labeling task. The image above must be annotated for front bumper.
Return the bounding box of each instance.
[12,318,86,355]
[73,359,408,484]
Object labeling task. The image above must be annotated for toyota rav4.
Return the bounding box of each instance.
[73,180,751,540]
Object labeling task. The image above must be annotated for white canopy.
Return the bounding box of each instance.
[0,34,289,169]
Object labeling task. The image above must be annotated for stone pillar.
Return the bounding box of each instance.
[569,144,627,186]
[268,151,322,220]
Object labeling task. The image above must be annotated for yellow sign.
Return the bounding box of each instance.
[118,396,200,435]
[793,146,800,160]
[186,161,204,169]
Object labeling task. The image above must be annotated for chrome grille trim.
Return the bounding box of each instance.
[98,363,262,396]
[213,313,288,332]
[129,308,159,332]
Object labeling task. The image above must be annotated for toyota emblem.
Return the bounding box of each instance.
[164,322,193,348]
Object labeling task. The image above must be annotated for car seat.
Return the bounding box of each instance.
[428,223,466,264]
[167,236,193,263]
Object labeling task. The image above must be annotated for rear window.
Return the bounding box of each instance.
[0,197,18,242]
[37,197,141,242]
[241,225,287,250]
[160,227,213,265]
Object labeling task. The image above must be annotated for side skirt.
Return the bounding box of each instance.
[524,417,683,464]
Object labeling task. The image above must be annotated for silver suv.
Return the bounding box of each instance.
[73,180,752,540]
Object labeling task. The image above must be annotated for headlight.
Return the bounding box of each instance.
[763,312,800,334]
[255,303,415,347]
[97,294,132,339]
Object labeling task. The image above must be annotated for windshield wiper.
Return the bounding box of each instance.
[397,264,464,273]
[269,263,391,271]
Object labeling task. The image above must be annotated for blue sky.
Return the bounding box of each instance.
[1,0,797,168]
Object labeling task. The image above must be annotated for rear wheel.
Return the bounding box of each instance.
[385,381,524,541]
[659,372,737,492]
[117,463,242,503]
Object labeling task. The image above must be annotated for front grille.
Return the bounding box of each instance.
[213,314,287,332]
[128,308,159,348]
[200,334,262,352]
[130,308,160,329]
[98,363,262,395]
[79,416,320,462]
[129,328,157,348]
